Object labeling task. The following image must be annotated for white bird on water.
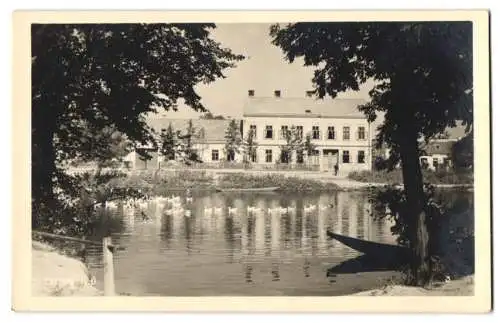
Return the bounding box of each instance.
[204,207,213,215]
[228,207,237,214]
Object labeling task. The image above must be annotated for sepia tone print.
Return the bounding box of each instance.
[16,11,490,312]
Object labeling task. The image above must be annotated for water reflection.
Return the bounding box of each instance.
[84,190,473,296]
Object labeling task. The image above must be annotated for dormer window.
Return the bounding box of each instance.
[305,109,311,113]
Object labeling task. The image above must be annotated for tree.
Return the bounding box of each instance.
[270,22,472,286]
[224,119,242,162]
[177,120,200,164]
[279,126,303,163]
[302,133,317,165]
[32,24,244,229]
[200,112,225,119]
[451,130,474,170]
[159,123,177,161]
[242,128,258,163]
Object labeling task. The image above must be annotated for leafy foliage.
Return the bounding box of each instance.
[242,128,258,163]
[224,119,242,161]
[176,120,201,164]
[270,22,472,285]
[279,126,304,163]
[451,130,474,170]
[159,123,177,161]
[32,23,244,232]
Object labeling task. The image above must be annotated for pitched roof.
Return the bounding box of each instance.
[243,97,367,119]
[146,118,235,143]
[422,141,455,156]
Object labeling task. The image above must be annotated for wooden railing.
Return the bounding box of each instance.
[32,230,122,296]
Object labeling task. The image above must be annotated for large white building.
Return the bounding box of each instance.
[242,90,372,174]
[126,90,373,174]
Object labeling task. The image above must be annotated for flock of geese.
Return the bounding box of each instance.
[97,194,335,219]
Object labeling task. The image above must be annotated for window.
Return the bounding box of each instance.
[296,126,303,139]
[342,150,350,163]
[250,149,257,162]
[265,125,273,139]
[312,126,320,139]
[296,150,304,164]
[357,150,365,164]
[280,125,288,139]
[265,149,273,163]
[357,127,366,140]
[343,127,350,140]
[211,150,219,161]
[432,158,439,168]
[327,126,336,140]
[227,151,235,162]
[250,125,257,138]
[280,150,290,163]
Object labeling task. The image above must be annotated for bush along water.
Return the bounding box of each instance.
[369,184,474,284]
[348,169,473,185]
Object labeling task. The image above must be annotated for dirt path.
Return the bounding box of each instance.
[352,275,474,296]
[32,241,101,296]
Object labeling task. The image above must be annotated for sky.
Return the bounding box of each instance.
[152,23,376,120]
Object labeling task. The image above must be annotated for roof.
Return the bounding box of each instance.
[422,141,455,156]
[243,97,367,119]
[146,118,235,143]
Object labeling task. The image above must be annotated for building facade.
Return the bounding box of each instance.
[242,90,372,174]
[126,90,374,174]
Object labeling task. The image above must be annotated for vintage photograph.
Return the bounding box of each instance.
[14,10,490,311]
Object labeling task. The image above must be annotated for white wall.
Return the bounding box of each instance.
[242,116,372,172]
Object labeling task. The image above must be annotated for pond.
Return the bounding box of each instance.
[84,190,474,296]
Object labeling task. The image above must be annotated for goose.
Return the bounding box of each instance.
[286,206,296,213]
[247,206,261,213]
[213,207,223,214]
[319,205,329,211]
[204,207,213,215]
[105,201,118,209]
[303,205,317,213]
[184,210,192,217]
[228,207,237,214]
[186,196,193,203]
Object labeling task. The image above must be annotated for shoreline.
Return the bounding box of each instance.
[32,241,102,296]
[351,275,474,296]
[68,166,473,192]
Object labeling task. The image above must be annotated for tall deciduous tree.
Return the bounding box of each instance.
[270,22,472,285]
[32,24,244,224]
[242,128,258,163]
[177,120,200,164]
[279,126,303,163]
[159,123,177,161]
[224,119,242,161]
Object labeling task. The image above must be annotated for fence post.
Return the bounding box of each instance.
[102,236,115,296]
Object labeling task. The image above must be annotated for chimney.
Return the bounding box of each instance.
[248,89,255,97]
[274,90,281,98]
[306,90,315,98]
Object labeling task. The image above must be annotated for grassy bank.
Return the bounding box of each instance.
[113,169,340,193]
[216,173,340,192]
[348,169,473,185]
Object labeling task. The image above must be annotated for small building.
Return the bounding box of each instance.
[242,90,372,174]
[124,118,243,170]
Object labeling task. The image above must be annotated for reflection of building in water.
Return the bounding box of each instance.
[348,198,357,238]
[271,262,280,281]
[124,206,135,230]
[254,212,266,255]
[270,213,281,257]
[317,209,328,256]
[241,213,248,257]
[364,202,372,240]
[334,192,345,234]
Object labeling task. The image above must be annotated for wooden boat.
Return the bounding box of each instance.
[326,230,410,259]
[215,186,280,193]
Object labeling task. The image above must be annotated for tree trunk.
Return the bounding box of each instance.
[31,104,57,228]
[399,132,431,286]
